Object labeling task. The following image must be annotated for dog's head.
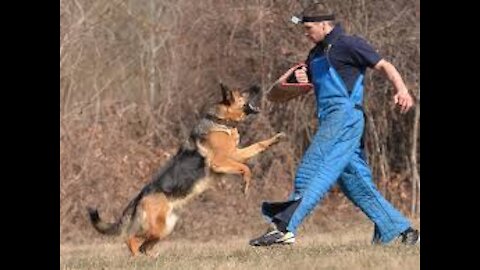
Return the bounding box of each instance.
[215,83,262,122]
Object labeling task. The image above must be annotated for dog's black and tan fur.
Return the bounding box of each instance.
[87,84,285,257]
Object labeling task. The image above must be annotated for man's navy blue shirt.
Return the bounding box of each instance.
[305,24,382,92]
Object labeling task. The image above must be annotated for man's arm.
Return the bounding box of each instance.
[373,59,414,113]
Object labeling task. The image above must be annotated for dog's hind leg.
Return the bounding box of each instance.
[141,211,179,258]
[211,157,252,194]
[126,235,144,256]
[139,194,177,257]
[124,207,147,256]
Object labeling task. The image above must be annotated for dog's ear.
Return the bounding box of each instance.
[220,83,234,104]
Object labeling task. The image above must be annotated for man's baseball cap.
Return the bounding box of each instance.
[291,3,335,24]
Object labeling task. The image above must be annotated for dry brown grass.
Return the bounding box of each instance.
[60,221,420,270]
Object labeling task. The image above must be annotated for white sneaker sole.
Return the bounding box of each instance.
[275,232,295,245]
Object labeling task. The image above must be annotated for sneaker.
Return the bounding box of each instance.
[400,227,420,245]
[249,229,295,246]
[371,227,420,245]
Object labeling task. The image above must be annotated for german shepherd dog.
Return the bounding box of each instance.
[87,84,286,257]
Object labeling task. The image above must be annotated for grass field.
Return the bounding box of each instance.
[60,223,419,270]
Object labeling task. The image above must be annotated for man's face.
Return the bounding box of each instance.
[303,22,327,43]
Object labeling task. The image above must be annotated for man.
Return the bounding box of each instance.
[249,3,419,246]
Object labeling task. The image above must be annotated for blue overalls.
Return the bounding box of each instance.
[262,41,411,244]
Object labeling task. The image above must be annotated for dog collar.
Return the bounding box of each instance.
[205,114,238,128]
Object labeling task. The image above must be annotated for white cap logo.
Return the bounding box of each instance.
[291,16,302,24]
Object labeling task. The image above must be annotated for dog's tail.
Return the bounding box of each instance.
[87,193,142,236]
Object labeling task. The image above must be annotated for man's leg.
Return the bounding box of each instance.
[338,147,415,244]
[251,110,364,246]
[250,140,356,246]
[284,146,355,234]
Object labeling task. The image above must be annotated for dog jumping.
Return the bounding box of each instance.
[87,83,286,257]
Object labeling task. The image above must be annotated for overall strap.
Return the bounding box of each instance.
[325,33,366,149]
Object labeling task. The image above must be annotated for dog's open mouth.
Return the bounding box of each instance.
[244,103,260,114]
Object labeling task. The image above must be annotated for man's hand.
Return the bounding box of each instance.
[394,90,414,114]
[294,66,309,83]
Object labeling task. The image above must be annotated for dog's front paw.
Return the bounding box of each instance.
[273,132,287,143]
